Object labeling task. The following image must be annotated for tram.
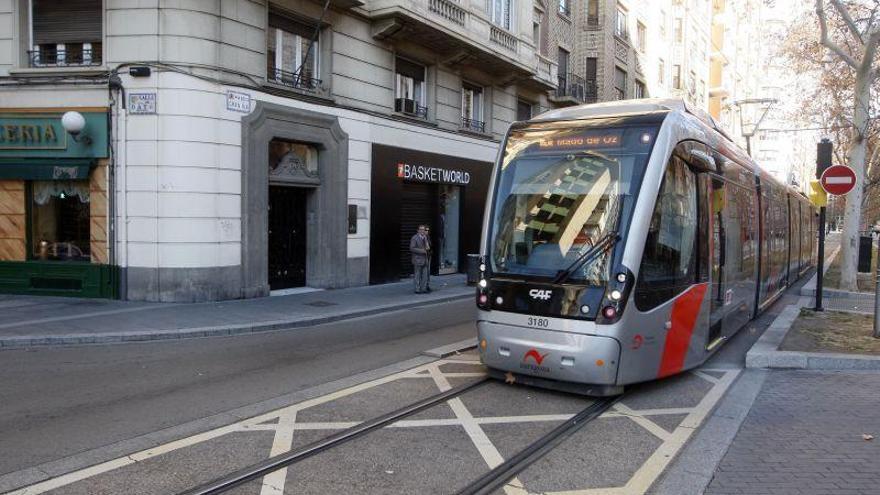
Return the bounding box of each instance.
[476,99,816,395]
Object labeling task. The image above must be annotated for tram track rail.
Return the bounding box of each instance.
[177,374,619,495]
[454,395,619,495]
[178,376,490,495]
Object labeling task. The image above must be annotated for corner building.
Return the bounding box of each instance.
[0,0,565,301]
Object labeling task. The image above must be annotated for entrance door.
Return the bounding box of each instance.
[438,185,461,274]
[399,183,437,278]
[268,186,307,290]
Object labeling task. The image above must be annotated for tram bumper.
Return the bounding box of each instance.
[477,321,621,391]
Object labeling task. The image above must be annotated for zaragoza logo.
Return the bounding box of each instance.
[523,349,549,366]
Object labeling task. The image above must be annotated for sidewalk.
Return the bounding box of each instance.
[0,274,472,348]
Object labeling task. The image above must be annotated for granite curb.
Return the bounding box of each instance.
[745,296,880,370]
[0,292,472,349]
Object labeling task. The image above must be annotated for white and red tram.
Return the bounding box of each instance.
[476,99,816,395]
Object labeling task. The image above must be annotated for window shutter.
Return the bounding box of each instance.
[33,0,102,45]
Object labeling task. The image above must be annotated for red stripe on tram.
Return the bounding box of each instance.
[657,283,708,378]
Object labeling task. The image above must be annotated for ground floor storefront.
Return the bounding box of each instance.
[0,110,115,298]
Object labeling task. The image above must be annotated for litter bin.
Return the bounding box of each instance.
[466,254,481,285]
[858,235,873,272]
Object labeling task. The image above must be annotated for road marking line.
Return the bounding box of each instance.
[611,404,672,441]
[259,408,298,495]
[692,370,720,384]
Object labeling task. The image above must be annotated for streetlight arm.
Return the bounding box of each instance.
[816,0,859,69]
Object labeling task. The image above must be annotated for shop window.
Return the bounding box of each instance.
[395,57,427,118]
[29,0,102,67]
[30,181,91,262]
[267,13,321,90]
[461,83,484,133]
[635,157,697,311]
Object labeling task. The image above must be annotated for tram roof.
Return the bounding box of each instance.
[527,98,809,200]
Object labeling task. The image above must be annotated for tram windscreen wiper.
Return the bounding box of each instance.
[552,231,619,285]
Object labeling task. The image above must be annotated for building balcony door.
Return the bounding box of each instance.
[268,186,308,290]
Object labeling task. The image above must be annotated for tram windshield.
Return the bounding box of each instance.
[489,124,657,284]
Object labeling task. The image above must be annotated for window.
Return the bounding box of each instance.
[395,57,427,118]
[558,47,570,75]
[587,0,599,28]
[267,14,320,90]
[660,10,667,38]
[636,21,647,52]
[614,67,627,100]
[29,0,102,67]
[30,181,91,262]
[517,100,533,121]
[634,157,697,311]
[698,79,706,104]
[635,80,646,99]
[688,70,697,95]
[491,0,513,30]
[461,83,484,132]
[674,18,683,43]
[658,58,665,85]
[672,64,681,89]
[585,57,598,98]
[615,6,628,38]
[559,0,570,16]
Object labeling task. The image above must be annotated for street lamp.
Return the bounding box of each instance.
[732,97,778,156]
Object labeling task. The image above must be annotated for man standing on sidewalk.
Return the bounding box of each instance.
[424,225,433,293]
[410,225,430,294]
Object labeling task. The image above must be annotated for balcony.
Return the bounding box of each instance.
[460,117,486,133]
[532,54,558,90]
[550,73,597,106]
[267,68,322,92]
[28,45,102,68]
[394,98,428,119]
[364,0,536,79]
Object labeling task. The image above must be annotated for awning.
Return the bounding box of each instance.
[0,158,94,180]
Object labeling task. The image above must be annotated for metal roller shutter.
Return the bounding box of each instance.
[33,0,102,45]
[399,183,436,278]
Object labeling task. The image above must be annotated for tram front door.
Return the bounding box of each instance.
[268,186,308,290]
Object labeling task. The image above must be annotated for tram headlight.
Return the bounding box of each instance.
[478,279,488,289]
[610,290,622,301]
[479,263,486,272]
[616,272,627,283]
[580,304,591,314]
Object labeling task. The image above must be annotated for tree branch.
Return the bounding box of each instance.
[817,0,860,68]
[830,0,866,43]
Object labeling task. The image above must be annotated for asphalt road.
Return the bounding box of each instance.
[0,299,476,476]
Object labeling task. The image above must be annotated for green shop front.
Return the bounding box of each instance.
[0,110,117,298]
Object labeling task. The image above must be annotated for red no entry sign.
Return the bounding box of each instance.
[820,165,857,195]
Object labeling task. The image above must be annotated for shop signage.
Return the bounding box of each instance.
[129,93,157,115]
[227,91,252,113]
[0,113,109,158]
[397,162,471,185]
[0,117,65,150]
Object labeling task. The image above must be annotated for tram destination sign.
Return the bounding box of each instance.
[530,129,625,152]
[397,162,471,185]
[820,165,857,196]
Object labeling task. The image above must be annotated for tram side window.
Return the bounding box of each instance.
[635,157,698,311]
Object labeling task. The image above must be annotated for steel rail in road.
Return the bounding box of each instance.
[178,376,490,495]
[454,395,620,495]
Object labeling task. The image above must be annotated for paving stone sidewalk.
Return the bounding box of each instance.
[704,370,880,495]
[0,274,472,347]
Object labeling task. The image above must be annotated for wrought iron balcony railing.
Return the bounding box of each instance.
[395,98,428,119]
[28,48,102,67]
[460,117,485,133]
[556,73,585,101]
[587,15,600,30]
[267,68,322,91]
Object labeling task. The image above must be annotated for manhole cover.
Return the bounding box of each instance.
[304,301,338,307]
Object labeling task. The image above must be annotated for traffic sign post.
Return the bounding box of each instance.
[814,139,833,312]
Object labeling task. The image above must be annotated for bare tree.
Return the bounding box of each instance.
[815,0,880,291]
